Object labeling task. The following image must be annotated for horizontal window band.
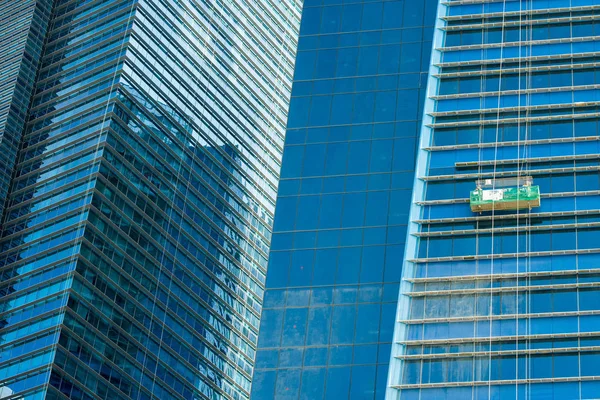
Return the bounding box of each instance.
[422,165,600,182]
[408,247,600,264]
[407,267,600,284]
[429,115,600,132]
[391,375,600,391]
[436,50,600,69]
[400,310,600,326]
[414,221,600,238]
[397,330,600,346]
[435,61,600,79]
[441,3,600,19]
[432,84,600,102]
[438,34,600,53]
[404,281,600,297]
[443,14,600,31]
[430,100,600,118]
[396,346,600,360]
[455,153,600,168]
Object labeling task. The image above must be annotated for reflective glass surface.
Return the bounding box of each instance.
[253,0,437,399]
[0,0,53,218]
[0,0,300,399]
[389,1,600,399]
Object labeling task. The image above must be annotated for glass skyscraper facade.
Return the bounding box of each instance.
[253,0,437,399]
[389,1,600,400]
[0,0,53,218]
[0,1,300,399]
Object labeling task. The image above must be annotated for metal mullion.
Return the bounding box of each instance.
[407,282,600,298]
[85,188,261,345]
[430,101,600,118]
[433,83,600,102]
[0,221,86,259]
[43,5,132,53]
[83,209,259,359]
[427,134,600,151]
[397,345,593,360]
[77,237,256,372]
[155,0,294,90]
[45,371,102,400]
[80,232,257,372]
[409,247,600,264]
[95,155,260,301]
[107,113,272,257]
[436,50,600,68]
[54,342,156,400]
[30,60,122,113]
[415,222,600,238]
[113,89,274,235]
[436,60,600,79]
[49,0,126,30]
[422,165,600,181]
[25,84,115,128]
[70,263,255,390]
[60,319,197,400]
[399,330,600,346]
[443,14,600,31]
[4,172,99,217]
[123,44,283,187]
[100,143,266,298]
[0,378,49,400]
[14,129,104,173]
[13,143,102,186]
[69,274,244,398]
[40,24,129,67]
[92,173,263,325]
[0,254,78,293]
[1,202,90,243]
[406,268,600,284]
[135,7,290,126]
[438,35,600,53]
[456,153,600,167]
[104,130,271,268]
[402,310,600,325]
[36,43,126,85]
[0,272,73,307]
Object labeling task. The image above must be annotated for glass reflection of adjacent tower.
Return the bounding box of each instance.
[470,176,540,212]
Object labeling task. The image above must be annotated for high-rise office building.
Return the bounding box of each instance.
[252,0,437,398]
[388,1,600,400]
[0,0,53,218]
[0,1,300,399]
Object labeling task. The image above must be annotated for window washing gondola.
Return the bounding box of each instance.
[470,176,540,213]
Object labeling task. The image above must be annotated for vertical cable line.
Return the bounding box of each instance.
[514,1,534,396]
[487,1,508,398]
[476,0,488,390]
[475,1,488,391]
[568,1,583,397]
[514,2,523,397]
[526,2,535,395]
[517,2,535,397]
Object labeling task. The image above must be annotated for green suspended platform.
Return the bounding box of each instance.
[470,177,540,212]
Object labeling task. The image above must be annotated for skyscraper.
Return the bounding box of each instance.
[252,0,437,398]
[0,0,53,218]
[0,1,300,399]
[389,1,600,399]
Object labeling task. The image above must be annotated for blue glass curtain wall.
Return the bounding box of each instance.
[389,1,600,399]
[0,0,300,399]
[253,0,438,399]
